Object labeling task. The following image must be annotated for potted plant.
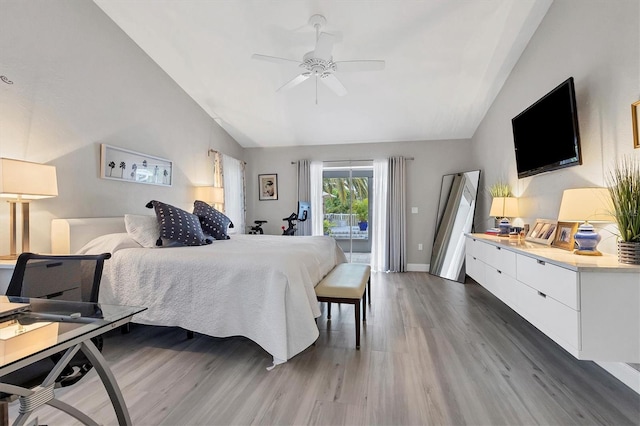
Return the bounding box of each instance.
[354,199,368,231]
[607,156,640,264]
[488,180,512,197]
[488,180,512,228]
[323,219,333,236]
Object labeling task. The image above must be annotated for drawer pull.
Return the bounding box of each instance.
[46,262,63,268]
[536,260,545,266]
[497,270,502,274]
[496,247,501,250]
[538,291,546,298]
[473,257,476,260]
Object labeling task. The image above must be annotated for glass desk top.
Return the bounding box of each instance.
[0,297,146,373]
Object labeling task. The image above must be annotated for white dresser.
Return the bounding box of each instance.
[465,233,640,363]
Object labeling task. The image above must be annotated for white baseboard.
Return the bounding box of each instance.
[407,263,429,272]
[596,361,640,394]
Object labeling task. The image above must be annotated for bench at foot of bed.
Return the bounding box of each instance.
[315,263,371,349]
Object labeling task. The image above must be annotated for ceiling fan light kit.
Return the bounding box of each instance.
[252,14,385,104]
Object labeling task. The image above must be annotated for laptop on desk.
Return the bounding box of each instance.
[0,295,30,318]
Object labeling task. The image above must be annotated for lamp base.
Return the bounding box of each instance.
[573,222,602,256]
[0,254,19,261]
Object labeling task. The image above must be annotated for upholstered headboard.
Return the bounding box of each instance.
[51,217,126,254]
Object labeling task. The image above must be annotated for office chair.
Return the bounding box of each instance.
[2,252,111,391]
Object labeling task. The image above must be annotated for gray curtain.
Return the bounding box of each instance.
[297,159,312,236]
[387,156,406,272]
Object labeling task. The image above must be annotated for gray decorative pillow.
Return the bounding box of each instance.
[146,200,212,246]
[193,200,233,240]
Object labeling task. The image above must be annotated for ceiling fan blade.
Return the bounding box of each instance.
[277,72,311,92]
[334,60,386,72]
[251,54,302,65]
[314,32,335,61]
[320,73,347,96]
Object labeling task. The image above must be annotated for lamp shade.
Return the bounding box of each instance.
[195,186,224,205]
[0,158,58,199]
[489,197,519,218]
[557,188,615,222]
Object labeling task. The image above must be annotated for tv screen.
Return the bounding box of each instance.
[297,201,310,222]
[512,77,582,179]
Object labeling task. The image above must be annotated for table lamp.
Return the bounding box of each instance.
[489,197,519,235]
[195,186,225,211]
[0,158,58,259]
[557,187,615,256]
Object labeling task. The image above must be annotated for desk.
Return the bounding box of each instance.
[0,298,145,426]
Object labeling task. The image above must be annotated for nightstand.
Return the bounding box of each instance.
[0,259,16,294]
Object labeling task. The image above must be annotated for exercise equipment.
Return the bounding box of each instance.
[248,220,267,235]
[282,201,310,236]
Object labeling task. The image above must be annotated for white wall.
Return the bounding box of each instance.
[0,0,244,253]
[471,0,640,254]
[245,139,475,266]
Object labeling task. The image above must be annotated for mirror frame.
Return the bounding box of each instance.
[429,170,481,282]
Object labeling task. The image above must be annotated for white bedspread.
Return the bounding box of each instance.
[78,233,346,364]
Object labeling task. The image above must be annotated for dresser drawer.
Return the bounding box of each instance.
[516,255,579,310]
[486,266,519,307]
[466,237,487,263]
[485,244,516,278]
[515,279,580,351]
[465,254,485,284]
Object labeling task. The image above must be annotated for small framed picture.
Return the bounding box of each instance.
[552,221,579,251]
[525,218,557,245]
[632,100,639,149]
[258,174,278,200]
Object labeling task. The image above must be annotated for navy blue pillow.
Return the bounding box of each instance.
[193,200,233,240]
[146,200,212,246]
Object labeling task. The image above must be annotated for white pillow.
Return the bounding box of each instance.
[124,214,159,248]
[76,233,141,255]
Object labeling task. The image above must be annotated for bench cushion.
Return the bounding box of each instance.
[315,263,370,299]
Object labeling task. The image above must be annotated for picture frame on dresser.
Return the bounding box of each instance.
[552,221,578,251]
[525,218,557,245]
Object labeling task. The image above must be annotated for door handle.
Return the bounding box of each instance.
[538,291,546,298]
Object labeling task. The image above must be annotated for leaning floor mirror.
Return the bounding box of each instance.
[429,170,481,282]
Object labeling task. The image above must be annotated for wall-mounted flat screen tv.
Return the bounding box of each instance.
[512,77,582,179]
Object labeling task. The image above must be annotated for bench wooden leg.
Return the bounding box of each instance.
[327,302,332,320]
[355,301,361,350]
[362,290,367,322]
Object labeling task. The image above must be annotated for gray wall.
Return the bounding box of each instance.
[0,0,244,253]
[245,139,475,267]
[471,0,640,254]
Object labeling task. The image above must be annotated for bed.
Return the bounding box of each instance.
[51,218,346,367]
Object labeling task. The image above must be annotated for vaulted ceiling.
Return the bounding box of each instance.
[94,0,552,148]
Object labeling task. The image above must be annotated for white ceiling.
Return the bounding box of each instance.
[94,0,552,148]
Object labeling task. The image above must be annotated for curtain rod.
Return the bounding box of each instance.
[208,149,247,164]
[291,157,414,165]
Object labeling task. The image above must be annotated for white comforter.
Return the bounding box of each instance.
[78,233,346,364]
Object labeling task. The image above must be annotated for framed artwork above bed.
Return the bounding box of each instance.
[100,144,173,187]
[259,174,278,200]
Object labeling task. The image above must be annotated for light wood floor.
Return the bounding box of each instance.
[10,272,640,425]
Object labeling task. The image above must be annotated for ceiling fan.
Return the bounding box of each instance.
[252,14,385,103]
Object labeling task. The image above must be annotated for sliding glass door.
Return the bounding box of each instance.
[322,166,372,263]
